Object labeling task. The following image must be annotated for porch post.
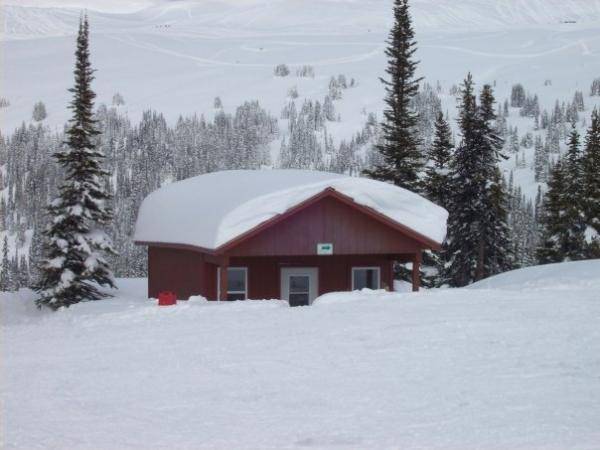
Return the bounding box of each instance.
[389,259,395,292]
[219,256,229,301]
[412,251,421,292]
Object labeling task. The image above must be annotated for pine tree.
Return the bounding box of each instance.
[32,101,48,122]
[28,225,45,287]
[510,84,526,107]
[441,74,481,287]
[423,111,453,208]
[442,77,512,286]
[537,127,586,263]
[363,0,423,192]
[533,135,548,182]
[478,84,513,278]
[422,112,453,286]
[537,160,568,263]
[0,197,6,232]
[35,16,116,310]
[18,254,29,288]
[0,236,10,291]
[583,110,600,257]
[561,125,586,260]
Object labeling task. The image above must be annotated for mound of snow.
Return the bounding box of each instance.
[468,259,600,291]
[134,169,448,250]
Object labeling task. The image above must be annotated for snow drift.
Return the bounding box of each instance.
[469,258,600,291]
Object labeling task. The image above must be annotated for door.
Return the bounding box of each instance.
[281,267,319,306]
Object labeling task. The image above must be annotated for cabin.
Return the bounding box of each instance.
[134,170,448,305]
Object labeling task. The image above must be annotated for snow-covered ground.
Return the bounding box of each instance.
[2,260,599,449]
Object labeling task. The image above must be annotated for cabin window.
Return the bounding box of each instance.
[352,267,380,290]
[218,267,248,300]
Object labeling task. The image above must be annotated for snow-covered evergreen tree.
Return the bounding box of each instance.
[442,77,512,286]
[537,126,586,263]
[422,111,453,286]
[537,160,568,263]
[510,84,526,108]
[423,111,453,208]
[363,0,423,192]
[0,236,10,291]
[32,101,47,122]
[582,110,600,257]
[441,74,482,286]
[35,16,116,310]
[478,84,513,278]
[533,135,548,182]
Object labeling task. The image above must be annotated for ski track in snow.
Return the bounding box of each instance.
[422,38,593,60]
[106,33,384,68]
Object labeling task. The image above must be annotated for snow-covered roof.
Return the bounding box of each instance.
[134,169,448,251]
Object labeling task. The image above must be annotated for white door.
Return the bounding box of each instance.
[281,267,319,306]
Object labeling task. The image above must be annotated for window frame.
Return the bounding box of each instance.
[351,266,381,291]
[217,267,248,300]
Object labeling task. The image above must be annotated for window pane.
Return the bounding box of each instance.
[353,269,379,290]
[227,268,246,293]
[289,293,309,307]
[227,293,246,301]
[289,276,309,293]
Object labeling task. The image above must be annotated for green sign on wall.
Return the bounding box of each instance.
[317,243,333,255]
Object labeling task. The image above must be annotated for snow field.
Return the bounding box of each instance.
[2,261,600,449]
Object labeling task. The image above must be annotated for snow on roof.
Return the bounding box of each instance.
[134,169,448,250]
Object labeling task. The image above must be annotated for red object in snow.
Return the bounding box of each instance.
[158,291,177,306]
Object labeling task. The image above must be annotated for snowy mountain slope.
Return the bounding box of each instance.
[2,260,599,449]
[6,0,600,37]
[4,0,600,131]
[3,0,600,212]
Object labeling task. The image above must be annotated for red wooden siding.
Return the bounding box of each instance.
[227,195,423,257]
[229,255,394,300]
[148,247,215,300]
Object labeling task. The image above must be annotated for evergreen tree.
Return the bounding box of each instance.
[583,110,600,257]
[19,254,29,288]
[561,125,586,260]
[441,74,482,286]
[28,225,45,287]
[0,197,6,232]
[35,16,116,310]
[32,101,48,122]
[537,160,568,263]
[442,77,512,286]
[363,0,423,192]
[0,236,10,291]
[422,111,453,286]
[478,84,513,278]
[423,111,453,208]
[533,135,548,182]
[510,84,526,107]
[537,127,586,263]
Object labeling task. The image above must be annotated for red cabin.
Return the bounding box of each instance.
[134,170,447,305]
